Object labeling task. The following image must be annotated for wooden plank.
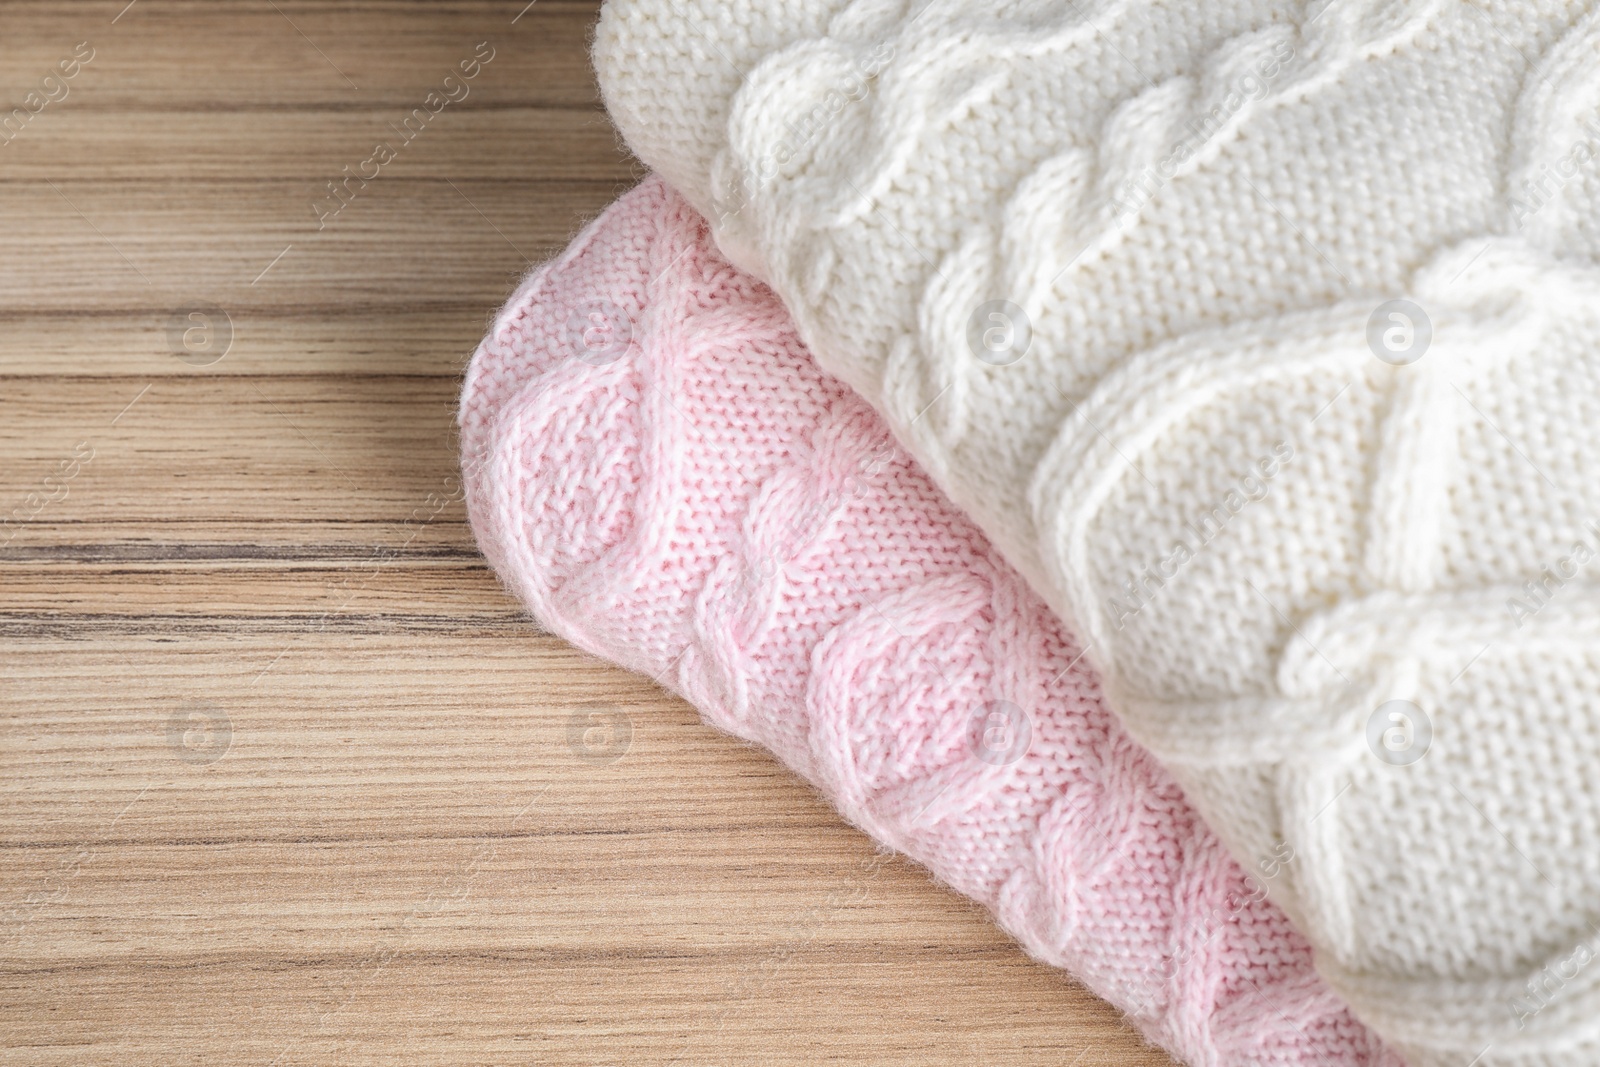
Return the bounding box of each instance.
[0,111,638,181]
[0,180,632,314]
[0,307,499,377]
[0,376,465,523]
[0,1,607,110]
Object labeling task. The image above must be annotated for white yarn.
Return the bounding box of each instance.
[596,0,1600,1062]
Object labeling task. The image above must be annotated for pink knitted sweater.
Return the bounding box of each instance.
[458,176,1399,1067]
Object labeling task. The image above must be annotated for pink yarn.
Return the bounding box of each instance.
[458,176,1400,1067]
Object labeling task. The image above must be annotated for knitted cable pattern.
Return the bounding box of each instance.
[595,1,1600,1061]
[458,176,1402,1067]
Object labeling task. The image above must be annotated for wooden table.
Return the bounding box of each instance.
[0,4,1175,1063]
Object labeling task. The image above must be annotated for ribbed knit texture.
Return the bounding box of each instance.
[593,3,1600,1062]
[458,176,1400,1067]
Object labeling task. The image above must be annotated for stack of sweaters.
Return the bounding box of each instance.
[459,3,1600,1064]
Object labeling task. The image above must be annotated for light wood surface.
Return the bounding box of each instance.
[0,4,1176,1064]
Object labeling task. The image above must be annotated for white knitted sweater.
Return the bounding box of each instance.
[595,1,1600,1062]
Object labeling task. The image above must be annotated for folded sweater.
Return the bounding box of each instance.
[459,175,1398,1065]
[593,2,1600,1062]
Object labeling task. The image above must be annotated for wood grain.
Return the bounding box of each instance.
[0,4,1176,1064]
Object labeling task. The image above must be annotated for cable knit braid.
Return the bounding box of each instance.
[595,1,1600,1062]
[458,176,1402,1067]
